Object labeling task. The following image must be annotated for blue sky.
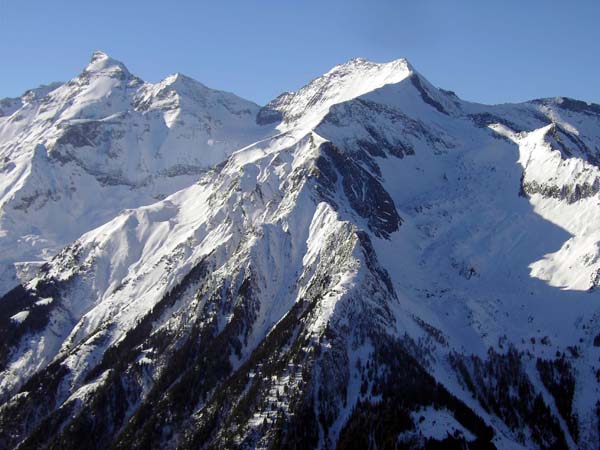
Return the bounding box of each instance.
[0,0,598,105]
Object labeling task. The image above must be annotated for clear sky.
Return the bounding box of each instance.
[0,0,598,106]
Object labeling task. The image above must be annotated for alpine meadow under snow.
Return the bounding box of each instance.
[1,51,600,449]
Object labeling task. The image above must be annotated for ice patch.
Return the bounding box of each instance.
[10,310,29,324]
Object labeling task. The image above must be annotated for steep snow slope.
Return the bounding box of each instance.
[1,57,600,450]
[0,51,272,296]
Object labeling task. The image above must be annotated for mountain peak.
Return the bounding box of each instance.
[262,56,414,130]
[20,82,62,103]
[162,72,208,90]
[329,57,412,75]
[84,50,131,76]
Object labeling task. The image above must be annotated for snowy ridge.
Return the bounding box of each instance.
[0,51,273,296]
[0,55,600,449]
[261,58,413,130]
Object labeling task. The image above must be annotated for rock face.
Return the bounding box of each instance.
[1,54,600,450]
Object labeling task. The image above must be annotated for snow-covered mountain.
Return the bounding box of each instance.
[1,54,600,449]
[0,51,271,296]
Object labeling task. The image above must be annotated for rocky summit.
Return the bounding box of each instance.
[1,52,600,449]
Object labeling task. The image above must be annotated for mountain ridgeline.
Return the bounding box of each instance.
[1,52,600,449]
